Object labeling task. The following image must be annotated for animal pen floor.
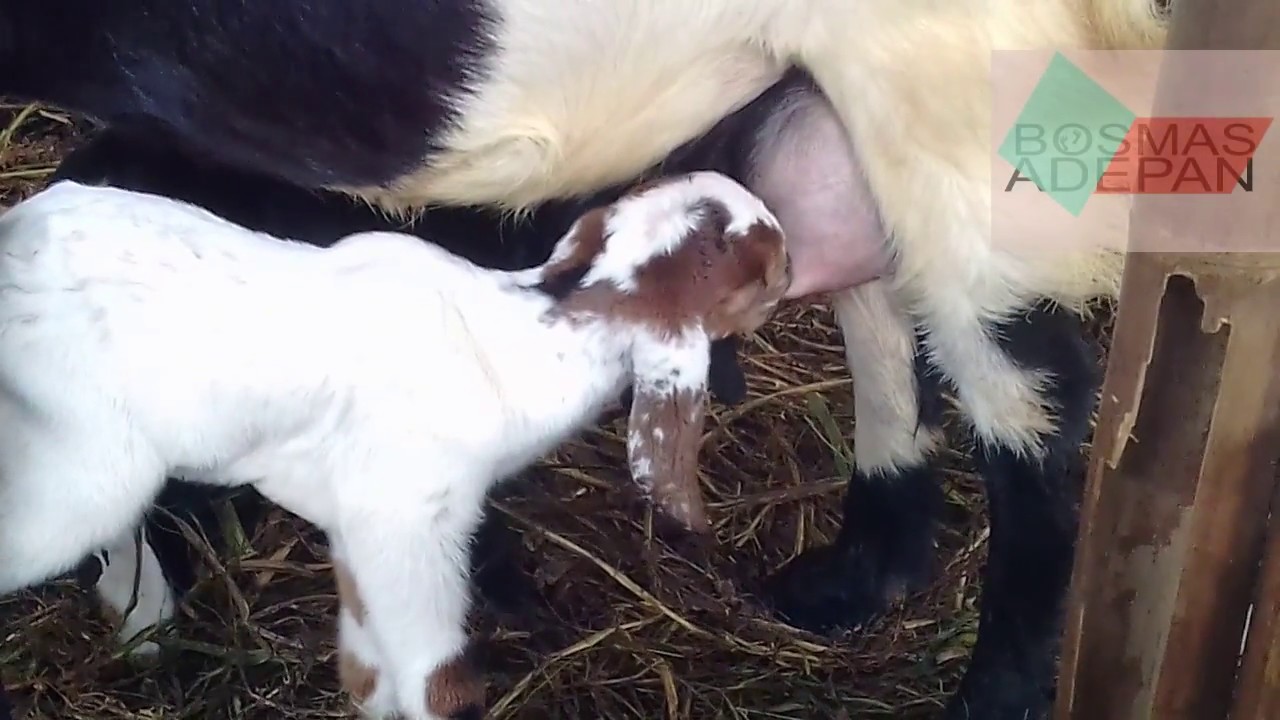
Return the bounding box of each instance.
[0,103,1110,720]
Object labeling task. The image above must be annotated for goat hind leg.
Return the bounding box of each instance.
[763,280,946,633]
[925,302,1098,720]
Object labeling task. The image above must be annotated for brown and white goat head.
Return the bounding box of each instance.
[546,171,790,532]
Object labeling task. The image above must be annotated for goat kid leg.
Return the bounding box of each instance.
[88,527,177,658]
[329,488,486,720]
[764,280,945,633]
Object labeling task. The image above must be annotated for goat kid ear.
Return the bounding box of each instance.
[626,328,713,534]
[618,337,745,411]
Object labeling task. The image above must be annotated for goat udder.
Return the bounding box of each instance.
[749,92,890,301]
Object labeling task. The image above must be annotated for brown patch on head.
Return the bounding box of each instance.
[541,177,788,534]
[554,196,789,340]
[426,654,485,718]
[697,210,791,338]
[534,208,608,299]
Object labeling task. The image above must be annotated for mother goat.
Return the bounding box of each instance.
[0,1,1171,718]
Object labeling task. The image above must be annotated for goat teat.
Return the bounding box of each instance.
[530,170,790,533]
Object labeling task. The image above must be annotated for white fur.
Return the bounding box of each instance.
[0,173,783,720]
[91,529,177,658]
[831,281,942,475]
[340,0,1166,455]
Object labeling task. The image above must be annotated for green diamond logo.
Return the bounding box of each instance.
[999,52,1136,216]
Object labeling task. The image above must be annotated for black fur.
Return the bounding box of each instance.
[48,124,562,271]
[763,303,1096,720]
[707,336,748,404]
[764,461,945,633]
[3,0,493,189]
[764,334,946,633]
[0,681,11,720]
[945,303,1098,720]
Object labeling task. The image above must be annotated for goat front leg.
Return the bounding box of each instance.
[798,28,1107,716]
[0,412,166,596]
[329,477,487,720]
[764,279,945,632]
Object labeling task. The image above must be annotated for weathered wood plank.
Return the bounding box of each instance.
[1054,0,1280,718]
[1232,474,1280,718]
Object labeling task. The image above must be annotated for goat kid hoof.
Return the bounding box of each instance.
[115,633,166,664]
[126,640,164,661]
[760,542,922,636]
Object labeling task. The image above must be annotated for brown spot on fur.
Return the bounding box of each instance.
[538,175,788,535]
[339,649,380,704]
[426,654,485,717]
[535,208,608,297]
[332,558,379,705]
[333,559,367,623]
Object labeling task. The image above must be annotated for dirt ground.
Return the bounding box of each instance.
[0,101,1104,720]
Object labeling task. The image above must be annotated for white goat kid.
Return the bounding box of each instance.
[0,172,790,720]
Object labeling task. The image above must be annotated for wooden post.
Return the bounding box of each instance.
[1053,0,1280,718]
